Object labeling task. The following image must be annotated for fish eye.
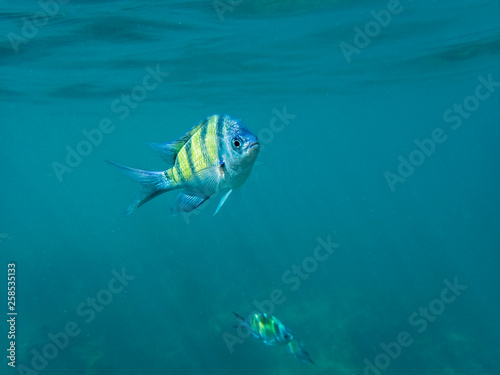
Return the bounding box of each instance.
[232,137,242,149]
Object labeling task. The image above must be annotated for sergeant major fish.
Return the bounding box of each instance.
[233,312,293,345]
[107,114,260,215]
[233,312,314,364]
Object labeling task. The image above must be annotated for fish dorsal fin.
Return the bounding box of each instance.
[147,141,182,165]
[147,117,211,164]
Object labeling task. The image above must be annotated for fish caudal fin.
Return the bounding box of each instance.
[106,160,174,214]
[287,340,315,365]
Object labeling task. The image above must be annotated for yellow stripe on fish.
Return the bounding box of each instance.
[171,114,221,185]
[205,115,219,164]
[166,168,179,185]
[176,146,192,181]
[165,119,208,185]
[189,128,209,172]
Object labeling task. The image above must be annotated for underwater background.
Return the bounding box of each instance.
[1,0,500,374]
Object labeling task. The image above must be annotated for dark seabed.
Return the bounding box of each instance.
[1,0,500,374]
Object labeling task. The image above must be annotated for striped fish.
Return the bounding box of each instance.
[107,114,260,215]
[233,312,293,345]
[233,312,315,364]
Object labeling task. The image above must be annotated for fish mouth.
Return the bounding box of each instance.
[248,142,260,154]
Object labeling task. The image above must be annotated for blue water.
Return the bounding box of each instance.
[1,0,500,374]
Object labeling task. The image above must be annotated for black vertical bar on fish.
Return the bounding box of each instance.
[185,137,203,195]
[216,115,225,164]
[174,163,185,184]
[199,118,209,165]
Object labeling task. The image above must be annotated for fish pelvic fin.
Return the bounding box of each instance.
[106,160,175,214]
[213,189,232,216]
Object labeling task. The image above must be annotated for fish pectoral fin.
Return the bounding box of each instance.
[171,163,226,215]
[171,162,225,215]
[172,192,208,215]
[213,189,232,216]
[191,163,225,195]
